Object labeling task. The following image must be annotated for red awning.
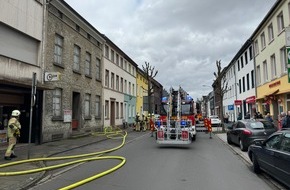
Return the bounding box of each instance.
[234,100,242,105]
[246,96,256,104]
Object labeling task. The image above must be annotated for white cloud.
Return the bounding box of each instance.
[65,0,276,99]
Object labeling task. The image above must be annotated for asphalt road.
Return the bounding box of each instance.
[29,132,277,190]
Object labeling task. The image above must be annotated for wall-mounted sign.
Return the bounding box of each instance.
[63,110,72,123]
[44,72,61,82]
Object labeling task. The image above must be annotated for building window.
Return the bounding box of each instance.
[116,54,119,66]
[242,76,245,92]
[277,12,285,33]
[73,45,80,72]
[116,102,119,119]
[263,60,268,82]
[268,23,274,42]
[129,82,131,95]
[54,34,63,65]
[84,94,91,118]
[53,88,62,117]
[76,25,80,32]
[239,79,241,94]
[254,40,259,56]
[105,70,109,87]
[125,61,127,71]
[245,52,248,65]
[121,78,124,92]
[105,100,109,119]
[260,32,266,50]
[238,60,240,71]
[124,80,127,93]
[111,73,115,89]
[105,45,109,58]
[256,65,261,85]
[96,95,101,117]
[120,57,124,68]
[116,75,119,91]
[270,54,277,79]
[96,58,101,80]
[85,52,91,76]
[251,70,255,88]
[121,103,123,118]
[249,46,253,60]
[280,47,287,74]
[129,64,131,74]
[132,84,135,96]
[111,49,114,63]
[241,56,244,68]
[246,73,250,91]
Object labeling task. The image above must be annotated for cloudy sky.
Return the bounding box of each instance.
[65,0,275,99]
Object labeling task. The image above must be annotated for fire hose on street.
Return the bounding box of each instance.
[0,126,127,190]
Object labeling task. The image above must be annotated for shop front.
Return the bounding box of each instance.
[0,83,43,145]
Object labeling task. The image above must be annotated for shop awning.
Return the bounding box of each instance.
[246,96,256,104]
[265,89,279,97]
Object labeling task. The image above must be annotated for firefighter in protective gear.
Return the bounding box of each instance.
[4,110,21,160]
[135,113,141,131]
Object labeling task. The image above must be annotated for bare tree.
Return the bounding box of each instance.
[142,61,158,114]
[213,60,228,132]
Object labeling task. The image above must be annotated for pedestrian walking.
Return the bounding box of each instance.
[282,110,290,129]
[224,113,229,123]
[4,110,21,160]
[244,112,250,119]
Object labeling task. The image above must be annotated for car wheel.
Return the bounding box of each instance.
[239,139,247,151]
[227,135,233,144]
[251,153,261,174]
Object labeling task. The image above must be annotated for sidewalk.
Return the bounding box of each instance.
[0,127,134,190]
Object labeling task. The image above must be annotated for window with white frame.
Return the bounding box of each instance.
[263,60,268,82]
[73,45,80,71]
[246,73,250,91]
[96,58,101,80]
[125,80,127,93]
[129,82,131,95]
[116,75,119,91]
[128,104,131,117]
[54,34,63,65]
[245,52,248,65]
[268,23,274,42]
[270,54,277,79]
[105,70,109,87]
[85,52,91,76]
[53,88,62,117]
[111,72,115,89]
[105,45,109,58]
[241,56,244,68]
[116,102,119,119]
[129,64,131,74]
[95,95,101,117]
[116,54,119,66]
[256,65,261,85]
[85,94,91,117]
[249,46,253,60]
[120,57,124,68]
[260,32,266,50]
[254,40,259,56]
[277,12,285,33]
[251,70,255,88]
[280,47,287,74]
[105,100,109,119]
[132,84,135,96]
[111,49,114,63]
[125,61,127,71]
[121,78,124,92]
[121,103,124,118]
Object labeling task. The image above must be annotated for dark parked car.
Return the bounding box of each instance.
[227,119,277,151]
[248,129,290,188]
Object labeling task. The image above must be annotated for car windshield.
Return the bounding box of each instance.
[210,116,219,119]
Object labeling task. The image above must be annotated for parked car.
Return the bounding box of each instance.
[209,115,221,127]
[248,129,290,188]
[226,119,277,151]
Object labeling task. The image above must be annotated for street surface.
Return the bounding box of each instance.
[29,132,278,190]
